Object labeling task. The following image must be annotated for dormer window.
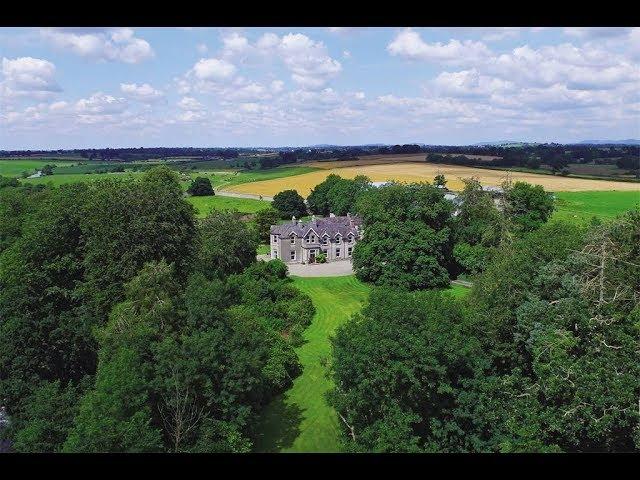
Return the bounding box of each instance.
[290,234,295,244]
[348,234,353,243]
[336,234,342,243]
[322,235,329,245]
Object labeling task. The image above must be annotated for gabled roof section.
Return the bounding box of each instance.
[270,215,362,238]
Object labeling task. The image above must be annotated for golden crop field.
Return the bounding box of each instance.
[307,153,500,169]
[225,161,640,198]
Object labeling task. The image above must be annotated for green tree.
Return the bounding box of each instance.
[272,189,307,219]
[307,174,342,215]
[352,182,454,290]
[197,210,257,279]
[253,207,281,243]
[434,174,447,188]
[503,181,555,233]
[452,177,502,275]
[329,287,478,452]
[187,177,214,196]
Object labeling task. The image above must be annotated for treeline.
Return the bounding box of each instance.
[328,178,640,452]
[0,168,313,452]
[0,148,242,162]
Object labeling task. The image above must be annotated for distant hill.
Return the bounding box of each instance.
[578,139,640,145]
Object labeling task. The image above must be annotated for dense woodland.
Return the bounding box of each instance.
[326,181,639,452]
[0,167,313,452]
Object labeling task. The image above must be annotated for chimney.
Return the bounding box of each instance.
[298,219,303,226]
[292,215,296,225]
[329,213,335,218]
[311,214,316,223]
[347,212,351,218]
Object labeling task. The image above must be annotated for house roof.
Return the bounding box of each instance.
[271,215,362,238]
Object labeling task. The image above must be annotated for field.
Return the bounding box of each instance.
[22,172,145,186]
[0,159,78,177]
[253,275,470,452]
[553,191,640,223]
[186,194,269,217]
[308,153,499,169]
[225,160,640,197]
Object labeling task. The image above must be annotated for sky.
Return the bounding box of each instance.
[1,27,639,149]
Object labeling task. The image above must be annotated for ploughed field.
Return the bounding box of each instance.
[224,160,640,198]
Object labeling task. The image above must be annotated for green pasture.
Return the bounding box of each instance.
[553,191,639,223]
[186,194,270,217]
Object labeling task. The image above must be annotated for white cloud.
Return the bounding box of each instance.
[431,69,513,98]
[40,28,154,64]
[75,92,128,115]
[177,109,206,122]
[177,96,204,110]
[196,43,208,54]
[256,33,280,50]
[221,32,250,56]
[120,83,164,102]
[192,58,237,81]
[1,57,61,100]
[343,50,351,59]
[270,80,284,93]
[387,28,492,64]
[278,33,342,89]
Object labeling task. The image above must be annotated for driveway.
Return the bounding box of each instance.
[256,255,355,277]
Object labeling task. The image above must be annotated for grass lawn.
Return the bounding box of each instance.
[186,194,270,217]
[254,275,370,453]
[553,191,639,223]
[446,283,471,298]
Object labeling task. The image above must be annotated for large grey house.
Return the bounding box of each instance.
[270,214,362,264]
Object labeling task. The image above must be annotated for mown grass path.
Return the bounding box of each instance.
[254,275,370,453]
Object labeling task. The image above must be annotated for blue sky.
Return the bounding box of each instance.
[1,27,638,149]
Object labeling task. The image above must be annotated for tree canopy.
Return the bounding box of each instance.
[272,189,307,219]
[352,182,455,290]
[187,177,214,196]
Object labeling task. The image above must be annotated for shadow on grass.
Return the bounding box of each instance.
[252,394,304,452]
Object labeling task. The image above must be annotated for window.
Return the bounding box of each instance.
[322,235,329,245]
[321,249,327,255]
[290,235,295,244]
[272,235,277,243]
[311,235,316,242]
[290,250,296,260]
[336,248,341,257]
[272,250,278,258]
[348,247,353,256]
[348,235,353,243]
[336,235,341,243]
